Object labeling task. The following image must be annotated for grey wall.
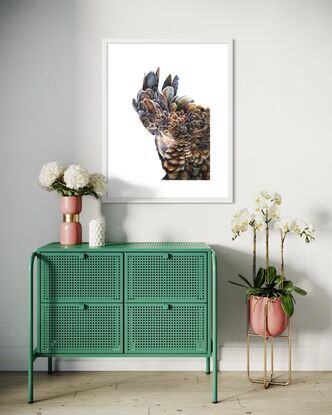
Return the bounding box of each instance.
[1,0,332,370]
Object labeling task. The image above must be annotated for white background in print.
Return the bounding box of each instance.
[107,43,231,201]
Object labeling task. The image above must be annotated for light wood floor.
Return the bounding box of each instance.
[0,371,331,415]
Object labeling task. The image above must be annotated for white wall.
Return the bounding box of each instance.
[1,0,332,371]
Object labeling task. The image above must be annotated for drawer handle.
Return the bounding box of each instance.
[162,304,171,311]
[79,304,88,310]
[163,253,173,259]
[79,253,88,259]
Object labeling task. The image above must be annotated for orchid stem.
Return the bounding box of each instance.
[280,230,286,289]
[265,210,269,285]
[253,226,257,281]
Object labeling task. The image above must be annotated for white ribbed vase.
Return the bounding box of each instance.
[89,218,105,248]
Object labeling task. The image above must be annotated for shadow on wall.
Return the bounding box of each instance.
[211,245,331,347]
[312,207,332,231]
[102,178,155,242]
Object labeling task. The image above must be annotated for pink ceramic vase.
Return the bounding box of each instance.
[60,196,82,245]
[249,296,288,337]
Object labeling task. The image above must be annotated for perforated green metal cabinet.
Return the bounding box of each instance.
[28,243,218,403]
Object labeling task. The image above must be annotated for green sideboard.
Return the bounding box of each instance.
[28,242,218,403]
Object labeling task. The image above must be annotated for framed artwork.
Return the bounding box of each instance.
[102,39,233,203]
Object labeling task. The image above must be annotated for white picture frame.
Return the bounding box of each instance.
[102,39,233,203]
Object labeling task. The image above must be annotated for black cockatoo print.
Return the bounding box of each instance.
[132,68,210,180]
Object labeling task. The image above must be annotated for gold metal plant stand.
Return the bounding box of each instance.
[246,302,292,388]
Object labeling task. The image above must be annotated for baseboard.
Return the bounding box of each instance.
[1,346,331,371]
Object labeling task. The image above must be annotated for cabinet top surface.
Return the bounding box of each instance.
[37,242,212,252]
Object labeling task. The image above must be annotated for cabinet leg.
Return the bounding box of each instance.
[212,348,218,403]
[206,357,210,374]
[212,251,218,403]
[28,252,37,404]
[48,357,52,375]
[28,357,33,403]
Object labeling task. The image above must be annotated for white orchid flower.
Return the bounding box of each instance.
[291,218,315,243]
[255,190,282,211]
[275,217,293,234]
[231,209,251,239]
[250,213,264,231]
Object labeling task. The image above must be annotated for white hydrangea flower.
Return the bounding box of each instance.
[64,165,89,190]
[40,185,53,192]
[88,173,108,196]
[38,161,64,189]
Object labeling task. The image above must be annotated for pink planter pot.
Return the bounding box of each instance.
[249,296,288,337]
[60,196,82,245]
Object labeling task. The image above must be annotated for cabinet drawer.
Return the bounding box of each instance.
[40,253,122,302]
[125,304,207,354]
[125,253,207,302]
[41,303,123,353]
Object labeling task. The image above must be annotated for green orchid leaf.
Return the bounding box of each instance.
[267,266,278,285]
[281,295,294,317]
[283,280,293,290]
[292,286,307,296]
[254,268,265,288]
[290,292,297,304]
[274,275,282,284]
[228,281,248,289]
[268,266,277,277]
[237,274,252,287]
[246,287,262,295]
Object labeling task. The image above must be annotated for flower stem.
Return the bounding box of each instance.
[253,226,257,281]
[280,230,286,289]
